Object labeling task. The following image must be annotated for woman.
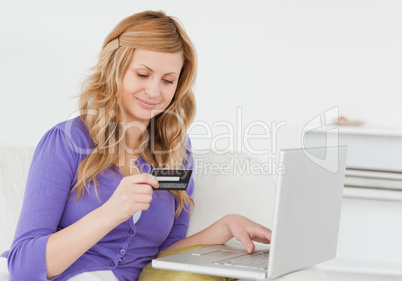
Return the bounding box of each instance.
[0,10,271,281]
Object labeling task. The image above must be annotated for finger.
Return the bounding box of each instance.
[265,228,272,242]
[235,228,255,254]
[133,194,153,204]
[252,237,271,244]
[135,202,151,211]
[125,173,159,189]
[254,227,271,243]
[132,184,154,195]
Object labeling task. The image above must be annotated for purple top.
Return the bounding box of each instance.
[1,117,194,281]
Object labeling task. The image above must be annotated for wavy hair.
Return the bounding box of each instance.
[71,10,197,217]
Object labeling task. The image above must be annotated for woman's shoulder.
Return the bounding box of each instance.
[45,116,94,156]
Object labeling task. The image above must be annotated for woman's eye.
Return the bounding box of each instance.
[137,73,148,78]
[163,79,174,84]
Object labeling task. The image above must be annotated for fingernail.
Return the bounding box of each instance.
[151,176,156,180]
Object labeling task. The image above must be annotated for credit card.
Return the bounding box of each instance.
[151,168,193,190]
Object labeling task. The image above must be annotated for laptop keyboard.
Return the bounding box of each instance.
[214,250,269,270]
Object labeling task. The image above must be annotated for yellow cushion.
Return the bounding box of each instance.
[138,244,237,281]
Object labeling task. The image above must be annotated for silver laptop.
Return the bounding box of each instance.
[152,146,347,280]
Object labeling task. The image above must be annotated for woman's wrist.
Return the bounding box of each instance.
[97,202,121,230]
[219,214,237,243]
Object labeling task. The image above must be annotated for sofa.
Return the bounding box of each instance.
[0,144,328,281]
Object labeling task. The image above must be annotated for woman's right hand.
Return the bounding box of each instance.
[102,173,159,225]
[46,173,158,279]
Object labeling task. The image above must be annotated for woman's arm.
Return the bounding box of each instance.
[46,173,159,278]
[7,128,80,281]
[158,214,271,257]
[45,206,116,278]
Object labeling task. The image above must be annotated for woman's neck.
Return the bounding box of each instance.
[115,120,148,174]
[124,118,149,146]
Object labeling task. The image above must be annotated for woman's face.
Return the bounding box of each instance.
[121,49,183,126]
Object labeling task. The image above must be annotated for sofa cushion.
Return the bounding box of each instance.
[0,145,35,254]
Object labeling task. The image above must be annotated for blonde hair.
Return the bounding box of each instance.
[72,10,196,217]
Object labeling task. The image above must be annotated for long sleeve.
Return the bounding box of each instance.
[7,127,80,280]
[158,135,194,252]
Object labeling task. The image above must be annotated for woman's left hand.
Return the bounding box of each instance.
[221,214,271,253]
[158,214,271,256]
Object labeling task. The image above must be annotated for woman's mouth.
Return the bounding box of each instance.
[136,98,159,109]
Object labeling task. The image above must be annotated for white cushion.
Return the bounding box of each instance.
[189,152,277,242]
[0,145,35,254]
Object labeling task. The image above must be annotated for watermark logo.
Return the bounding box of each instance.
[61,105,340,176]
[301,106,339,173]
[187,107,287,155]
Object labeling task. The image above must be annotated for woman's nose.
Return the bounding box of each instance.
[144,79,160,98]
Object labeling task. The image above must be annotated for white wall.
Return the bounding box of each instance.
[1,0,401,157]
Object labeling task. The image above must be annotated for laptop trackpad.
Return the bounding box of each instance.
[189,246,249,262]
[192,248,244,256]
